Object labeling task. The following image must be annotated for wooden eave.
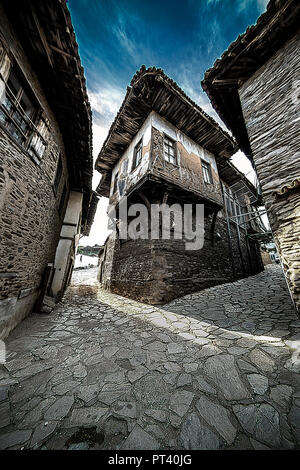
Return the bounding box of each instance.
[202,0,300,159]
[2,0,96,230]
[81,191,99,236]
[95,66,237,196]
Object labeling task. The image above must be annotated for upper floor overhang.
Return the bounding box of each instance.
[201,0,300,160]
[1,0,96,232]
[95,66,237,197]
[218,159,263,206]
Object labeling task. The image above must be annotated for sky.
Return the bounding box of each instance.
[67,0,269,246]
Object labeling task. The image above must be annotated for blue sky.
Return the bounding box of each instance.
[67,0,268,244]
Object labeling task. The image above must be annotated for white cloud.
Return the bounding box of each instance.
[89,87,123,119]
[230,150,256,184]
[80,84,124,246]
[113,24,137,61]
[92,122,110,163]
[238,0,268,12]
[88,84,124,166]
[80,196,110,247]
[207,0,268,13]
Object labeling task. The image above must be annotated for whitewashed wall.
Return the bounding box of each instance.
[151,112,218,172]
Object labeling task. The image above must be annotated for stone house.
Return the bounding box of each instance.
[95,67,264,304]
[0,0,97,338]
[202,0,300,312]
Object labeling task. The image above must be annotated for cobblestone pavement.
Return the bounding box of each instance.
[0,265,299,450]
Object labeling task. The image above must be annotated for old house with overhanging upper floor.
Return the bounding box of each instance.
[0,0,98,338]
[95,66,265,304]
[202,0,300,313]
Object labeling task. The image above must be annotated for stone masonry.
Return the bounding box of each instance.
[239,32,300,313]
[0,6,69,338]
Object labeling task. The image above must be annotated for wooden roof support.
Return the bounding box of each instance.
[31,9,54,68]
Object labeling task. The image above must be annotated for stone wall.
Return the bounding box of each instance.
[0,9,69,338]
[239,32,300,312]
[99,209,262,304]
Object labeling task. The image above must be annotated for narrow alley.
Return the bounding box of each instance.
[0,265,299,450]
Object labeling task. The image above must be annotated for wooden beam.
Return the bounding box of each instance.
[31,9,54,67]
[49,44,76,60]
[212,78,245,86]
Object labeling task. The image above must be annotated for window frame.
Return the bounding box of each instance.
[132,138,143,171]
[163,134,177,165]
[0,58,48,163]
[201,159,213,184]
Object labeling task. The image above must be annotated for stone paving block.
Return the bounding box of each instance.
[0,429,32,450]
[204,354,250,400]
[167,342,186,354]
[30,422,57,448]
[177,373,192,387]
[44,396,74,421]
[103,346,119,358]
[119,425,160,450]
[196,396,237,445]
[144,409,167,423]
[233,404,281,448]
[0,402,10,428]
[247,374,269,395]
[179,412,221,450]
[128,366,148,383]
[76,384,100,404]
[270,385,293,408]
[195,376,216,395]
[98,390,127,405]
[169,390,194,417]
[249,349,275,372]
[65,406,108,427]
[112,401,137,419]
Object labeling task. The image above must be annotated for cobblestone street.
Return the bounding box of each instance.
[0,265,299,450]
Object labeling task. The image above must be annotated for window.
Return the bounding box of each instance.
[201,160,213,184]
[0,58,48,161]
[113,171,118,194]
[164,135,176,165]
[132,139,143,170]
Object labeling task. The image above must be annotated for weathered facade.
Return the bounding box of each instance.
[96,67,263,304]
[202,0,300,312]
[0,0,97,338]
